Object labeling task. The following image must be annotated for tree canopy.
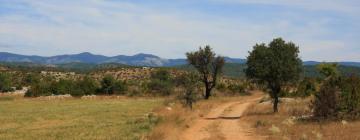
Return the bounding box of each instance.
[186,45,225,99]
[246,38,303,112]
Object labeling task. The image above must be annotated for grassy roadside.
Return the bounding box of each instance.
[242,97,360,140]
[0,96,163,140]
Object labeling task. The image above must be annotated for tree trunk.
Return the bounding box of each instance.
[270,84,280,113]
[273,92,279,113]
[204,87,211,99]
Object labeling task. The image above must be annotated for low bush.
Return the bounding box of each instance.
[99,75,128,95]
[215,82,227,92]
[339,75,360,119]
[147,69,174,96]
[77,76,99,96]
[311,76,341,119]
[147,80,173,96]
[25,76,99,97]
[177,72,201,109]
[295,78,317,97]
[312,63,360,120]
[25,80,52,97]
[0,73,14,92]
[227,83,246,94]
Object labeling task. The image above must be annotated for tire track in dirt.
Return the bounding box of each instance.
[181,93,264,140]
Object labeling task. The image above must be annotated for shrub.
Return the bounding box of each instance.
[25,81,52,97]
[147,80,173,96]
[216,82,227,92]
[51,79,75,95]
[151,69,171,81]
[23,73,40,86]
[113,80,127,95]
[178,72,201,109]
[77,76,99,96]
[147,69,174,96]
[227,83,246,94]
[311,77,341,119]
[99,75,127,95]
[100,75,116,95]
[339,75,360,119]
[65,76,100,97]
[0,73,14,92]
[295,78,317,97]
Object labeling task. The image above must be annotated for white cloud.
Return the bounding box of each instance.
[0,0,359,61]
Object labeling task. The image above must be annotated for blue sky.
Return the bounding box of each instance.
[0,0,359,61]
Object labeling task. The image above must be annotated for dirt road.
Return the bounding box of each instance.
[181,92,264,140]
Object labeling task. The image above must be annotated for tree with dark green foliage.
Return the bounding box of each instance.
[0,73,14,92]
[186,46,225,99]
[245,38,303,112]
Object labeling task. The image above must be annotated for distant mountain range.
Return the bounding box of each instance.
[0,52,245,67]
[0,52,359,67]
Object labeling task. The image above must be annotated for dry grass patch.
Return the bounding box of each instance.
[0,97,163,140]
[243,97,360,140]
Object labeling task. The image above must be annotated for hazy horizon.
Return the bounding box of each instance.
[0,0,359,61]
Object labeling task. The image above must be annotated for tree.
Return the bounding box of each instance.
[245,38,303,112]
[186,46,225,99]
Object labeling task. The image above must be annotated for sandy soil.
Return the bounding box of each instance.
[181,92,264,140]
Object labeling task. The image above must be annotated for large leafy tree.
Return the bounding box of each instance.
[246,38,303,112]
[186,46,225,99]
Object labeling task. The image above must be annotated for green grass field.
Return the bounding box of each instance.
[0,97,163,140]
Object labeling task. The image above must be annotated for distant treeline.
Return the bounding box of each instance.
[174,63,360,78]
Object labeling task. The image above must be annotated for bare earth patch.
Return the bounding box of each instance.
[180,91,264,140]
